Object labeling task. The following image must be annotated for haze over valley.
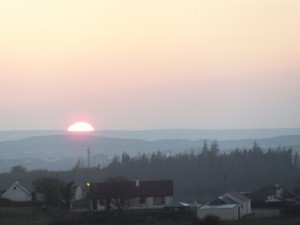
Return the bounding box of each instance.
[1,129,300,172]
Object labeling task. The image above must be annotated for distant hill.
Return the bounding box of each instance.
[0,130,67,142]
[0,135,197,159]
[2,128,300,142]
[96,128,300,141]
[1,134,300,172]
[1,134,300,159]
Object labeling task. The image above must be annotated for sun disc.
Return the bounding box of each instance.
[67,122,95,132]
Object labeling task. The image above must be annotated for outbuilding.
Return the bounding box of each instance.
[197,204,240,221]
[223,191,251,216]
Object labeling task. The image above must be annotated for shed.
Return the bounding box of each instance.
[165,202,190,211]
[197,204,240,221]
[223,191,251,216]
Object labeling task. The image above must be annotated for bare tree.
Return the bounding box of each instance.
[32,176,76,211]
[61,181,77,210]
[104,176,135,218]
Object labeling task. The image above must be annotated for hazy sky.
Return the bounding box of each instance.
[1,0,300,130]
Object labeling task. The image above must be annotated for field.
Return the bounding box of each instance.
[223,216,300,225]
[1,208,300,225]
[0,207,50,225]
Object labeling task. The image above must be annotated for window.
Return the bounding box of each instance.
[100,199,106,206]
[92,199,97,210]
[153,196,165,205]
[139,197,146,204]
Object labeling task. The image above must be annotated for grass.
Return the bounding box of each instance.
[2,208,299,225]
[223,216,300,225]
[0,207,50,225]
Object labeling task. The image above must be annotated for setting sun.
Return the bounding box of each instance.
[67,122,95,132]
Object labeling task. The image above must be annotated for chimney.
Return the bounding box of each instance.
[135,179,140,187]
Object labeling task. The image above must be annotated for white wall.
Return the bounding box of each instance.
[91,196,173,211]
[165,196,173,205]
[145,196,173,209]
[223,193,251,216]
[197,207,238,221]
[2,187,31,202]
[74,186,83,201]
[246,201,251,214]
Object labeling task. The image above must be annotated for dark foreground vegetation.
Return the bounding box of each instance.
[223,217,300,225]
[0,207,50,225]
[3,208,300,225]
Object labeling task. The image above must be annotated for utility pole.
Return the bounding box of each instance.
[56,174,61,215]
[224,173,227,193]
[87,148,91,168]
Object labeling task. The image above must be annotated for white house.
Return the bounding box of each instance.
[223,191,251,216]
[1,182,31,202]
[88,179,173,211]
[197,191,251,221]
[197,204,240,221]
[74,186,83,201]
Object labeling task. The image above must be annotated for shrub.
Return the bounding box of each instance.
[201,215,220,225]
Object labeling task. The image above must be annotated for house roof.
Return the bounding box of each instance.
[190,202,202,208]
[9,182,31,195]
[89,180,173,198]
[245,185,294,202]
[200,204,238,209]
[265,198,282,203]
[209,196,237,205]
[165,202,190,208]
[226,191,251,202]
[2,182,31,200]
[219,196,237,204]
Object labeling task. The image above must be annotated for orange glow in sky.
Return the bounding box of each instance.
[0,0,300,130]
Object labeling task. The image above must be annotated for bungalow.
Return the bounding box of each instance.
[88,179,173,211]
[1,182,31,202]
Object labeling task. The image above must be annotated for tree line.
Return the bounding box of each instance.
[101,141,299,201]
[1,141,299,203]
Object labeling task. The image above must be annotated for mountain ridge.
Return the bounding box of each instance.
[1,128,300,142]
[1,134,300,159]
[0,134,300,172]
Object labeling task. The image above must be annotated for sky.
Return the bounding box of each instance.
[0,0,300,130]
